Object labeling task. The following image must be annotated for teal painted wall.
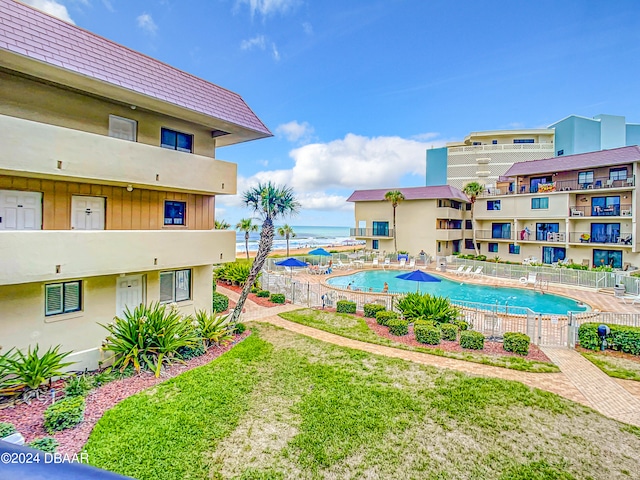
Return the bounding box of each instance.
[627,124,640,146]
[553,116,601,156]
[594,114,626,150]
[426,147,448,186]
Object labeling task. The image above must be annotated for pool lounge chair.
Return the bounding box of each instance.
[620,293,640,305]
[382,258,391,270]
[406,258,415,269]
[519,273,537,286]
[453,265,465,275]
[372,257,379,268]
[399,258,406,269]
[471,266,483,277]
[460,266,473,276]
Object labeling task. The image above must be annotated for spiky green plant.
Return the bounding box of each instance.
[3,345,74,391]
[396,292,460,324]
[191,310,234,347]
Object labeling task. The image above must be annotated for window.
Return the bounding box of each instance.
[159,269,191,303]
[372,239,379,250]
[590,223,620,243]
[513,139,534,144]
[536,223,559,241]
[45,281,81,316]
[465,239,475,250]
[591,196,620,216]
[557,149,564,156]
[578,171,594,186]
[491,223,511,239]
[487,200,501,211]
[531,197,549,209]
[542,246,566,264]
[488,243,498,253]
[438,199,461,209]
[508,244,520,254]
[492,140,498,145]
[530,176,552,193]
[610,167,628,181]
[593,249,622,269]
[161,128,193,153]
[109,115,137,141]
[465,220,473,230]
[372,221,389,236]
[465,203,472,211]
[472,142,481,145]
[164,201,186,225]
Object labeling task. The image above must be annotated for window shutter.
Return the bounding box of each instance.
[64,281,81,312]
[175,270,191,302]
[159,271,174,303]
[45,284,63,315]
[109,115,137,141]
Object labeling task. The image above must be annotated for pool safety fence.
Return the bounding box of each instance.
[261,272,574,347]
[450,257,640,295]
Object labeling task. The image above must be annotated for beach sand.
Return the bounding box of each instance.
[236,244,364,259]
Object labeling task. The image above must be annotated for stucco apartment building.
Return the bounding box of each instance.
[347,186,471,257]
[0,0,270,368]
[473,146,640,268]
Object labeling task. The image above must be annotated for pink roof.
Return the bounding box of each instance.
[0,0,271,137]
[504,146,640,177]
[347,185,469,202]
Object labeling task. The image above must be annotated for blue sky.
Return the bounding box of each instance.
[22,0,640,227]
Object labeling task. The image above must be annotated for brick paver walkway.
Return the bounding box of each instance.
[218,286,640,427]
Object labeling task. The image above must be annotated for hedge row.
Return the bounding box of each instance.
[363,303,386,318]
[578,322,640,355]
[337,300,357,314]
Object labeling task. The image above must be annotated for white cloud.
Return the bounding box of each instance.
[236,0,299,17]
[101,0,115,12]
[20,0,75,23]
[276,120,314,143]
[271,42,280,61]
[411,132,440,141]
[302,21,313,35]
[137,13,157,35]
[240,35,266,51]
[296,192,352,211]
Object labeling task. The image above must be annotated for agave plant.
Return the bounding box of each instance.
[2,345,74,392]
[396,292,460,324]
[100,302,199,377]
[191,310,234,347]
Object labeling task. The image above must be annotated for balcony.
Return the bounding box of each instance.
[480,176,635,197]
[569,204,632,217]
[475,230,513,240]
[448,143,554,154]
[350,228,394,238]
[0,114,236,195]
[436,206,464,219]
[435,228,464,241]
[568,232,633,246]
[0,230,236,285]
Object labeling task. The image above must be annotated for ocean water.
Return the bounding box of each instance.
[236,225,361,253]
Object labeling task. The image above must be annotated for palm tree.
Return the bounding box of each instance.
[230,183,300,324]
[236,218,259,259]
[462,181,484,256]
[277,224,296,256]
[214,219,230,230]
[384,190,405,253]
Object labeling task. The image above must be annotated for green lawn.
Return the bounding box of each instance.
[279,308,559,373]
[85,323,640,479]
[581,351,640,381]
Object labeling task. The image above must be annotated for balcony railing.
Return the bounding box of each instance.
[480,175,634,197]
[568,232,633,245]
[448,143,554,154]
[475,230,513,240]
[569,204,633,217]
[0,230,236,285]
[350,228,395,238]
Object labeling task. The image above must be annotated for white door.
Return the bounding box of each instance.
[71,196,105,230]
[115,275,144,319]
[0,190,42,230]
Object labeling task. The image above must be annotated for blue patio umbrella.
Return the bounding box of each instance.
[308,247,332,266]
[395,269,441,292]
[275,257,308,267]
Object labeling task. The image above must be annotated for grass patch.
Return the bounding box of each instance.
[279,309,559,373]
[581,351,640,381]
[85,324,640,479]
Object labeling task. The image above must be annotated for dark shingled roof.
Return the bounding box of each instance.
[0,0,271,136]
[503,146,640,177]
[347,185,469,202]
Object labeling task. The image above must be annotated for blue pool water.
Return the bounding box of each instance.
[326,270,588,315]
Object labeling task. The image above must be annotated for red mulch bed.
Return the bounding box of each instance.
[218,282,283,308]
[0,331,250,455]
[319,307,551,363]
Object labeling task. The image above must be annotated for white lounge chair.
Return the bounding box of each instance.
[620,293,640,305]
[399,258,406,269]
[406,258,415,269]
[519,273,537,285]
[461,266,473,276]
[372,257,379,268]
[382,258,391,269]
[453,265,465,275]
[336,260,348,269]
[471,266,483,277]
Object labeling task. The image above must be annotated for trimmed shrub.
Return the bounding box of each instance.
[0,422,16,438]
[177,342,207,360]
[453,319,470,331]
[213,292,229,313]
[375,311,398,326]
[235,323,247,334]
[64,374,93,397]
[28,437,59,453]
[387,319,409,336]
[256,290,271,298]
[336,300,357,314]
[270,293,286,304]
[415,323,441,345]
[363,303,386,318]
[503,332,531,356]
[579,322,640,355]
[44,396,85,434]
[460,331,484,350]
[440,323,459,341]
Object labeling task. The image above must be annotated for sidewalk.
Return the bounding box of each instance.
[218,286,640,427]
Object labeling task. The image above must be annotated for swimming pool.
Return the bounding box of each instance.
[326,270,588,315]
